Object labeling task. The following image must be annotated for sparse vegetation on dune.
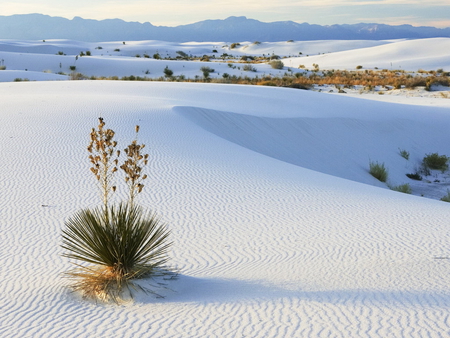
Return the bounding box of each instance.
[65,68,449,91]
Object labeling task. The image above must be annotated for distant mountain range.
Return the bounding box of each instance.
[1,14,450,42]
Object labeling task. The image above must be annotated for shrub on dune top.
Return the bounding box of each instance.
[61,118,173,302]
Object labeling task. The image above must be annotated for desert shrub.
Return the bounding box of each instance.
[243,64,257,72]
[369,161,388,182]
[356,65,363,69]
[153,53,161,59]
[399,148,410,160]
[230,42,240,49]
[61,203,171,302]
[200,66,215,73]
[0,65,6,70]
[222,73,230,78]
[135,54,141,58]
[163,66,173,78]
[86,51,91,56]
[423,153,448,171]
[61,118,173,302]
[70,72,87,80]
[440,190,450,202]
[70,65,76,71]
[114,49,120,52]
[240,55,255,61]
[406,173,422,181]
[269,60,284,69]
[390,183,412,194]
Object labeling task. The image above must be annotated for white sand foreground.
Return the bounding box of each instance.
[0,80,449,337]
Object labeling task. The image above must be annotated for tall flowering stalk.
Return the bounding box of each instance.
[120,125,149,208]
[87,117,119,212]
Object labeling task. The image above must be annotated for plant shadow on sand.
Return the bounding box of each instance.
[132,274,450,307]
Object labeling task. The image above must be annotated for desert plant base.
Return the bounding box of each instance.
[64,263,175,303]
[61,203,172,303]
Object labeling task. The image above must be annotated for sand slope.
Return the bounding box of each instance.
[0,81,449,337]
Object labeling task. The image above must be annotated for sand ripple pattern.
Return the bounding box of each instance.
[0,82,449,338]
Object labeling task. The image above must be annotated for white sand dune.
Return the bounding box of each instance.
[286,38,450,71]
[1,38,449,81]
[1,80,450,337]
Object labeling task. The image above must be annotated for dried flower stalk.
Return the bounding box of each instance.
[87,117,119,211]
[120,125,149,207]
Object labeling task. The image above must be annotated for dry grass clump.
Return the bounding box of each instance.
[269,60,284,69]
[62,118,173,303]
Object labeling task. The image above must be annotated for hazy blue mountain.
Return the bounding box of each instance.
[0,14,449,42]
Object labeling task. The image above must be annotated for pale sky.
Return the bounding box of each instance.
[2,0,450,28]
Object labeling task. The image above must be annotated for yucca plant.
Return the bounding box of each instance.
[62,203,171,302]
[62,118,173,302]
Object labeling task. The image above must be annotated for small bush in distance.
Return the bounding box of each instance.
[440,190,450,202]
[243,64,257,72]
[200,66,214,73]
[163,66,173,78]
[70,65,76,71]
[269,60,284,69]
[390,183,412,194]
[399,148,410,160]
[369,161,388,182]
[423,153,448,171]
